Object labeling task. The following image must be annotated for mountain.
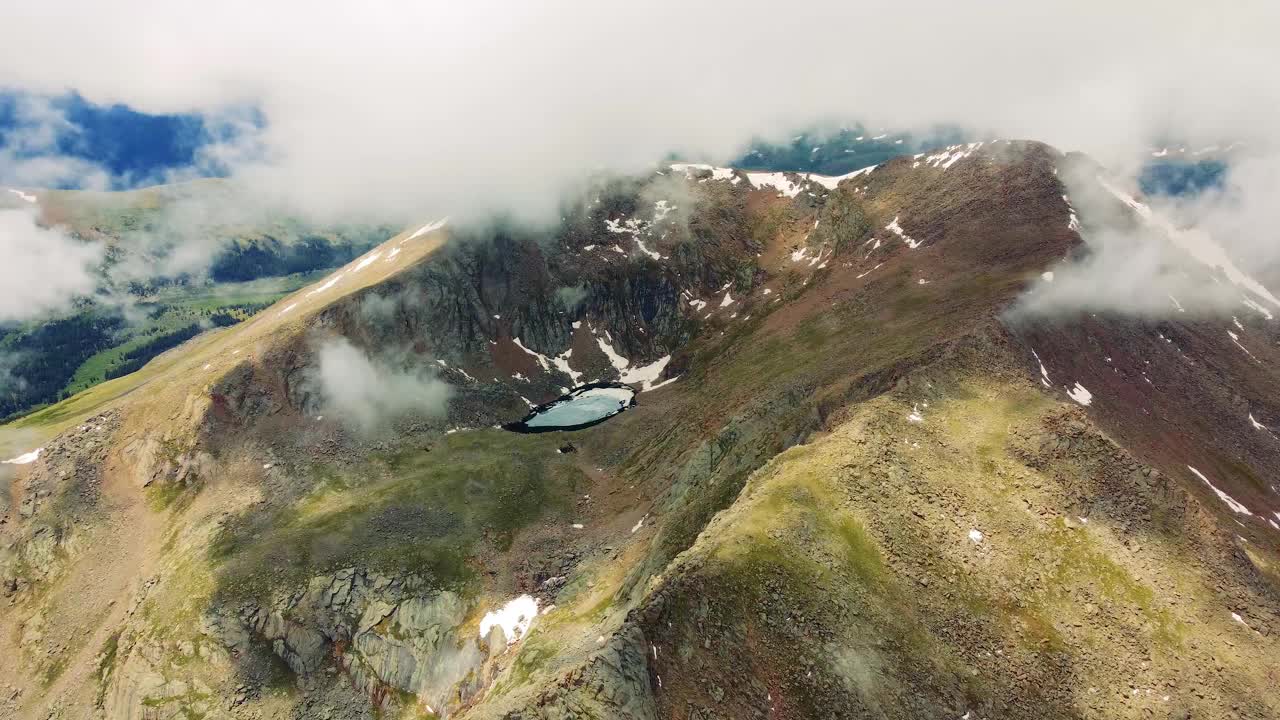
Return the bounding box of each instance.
[727,125,966,176]
[1,141,1277,720]
[0,179,394,420]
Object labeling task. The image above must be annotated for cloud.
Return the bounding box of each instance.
[554,285,589,312]
[0,209,103,322]
[313,336,451,432]
[2,2,1279,321]
[0,351,27,397]
[1011,152,1280,320]
[1164,153,1280,289]
[0,1,1276,224]
[0,94,111,190]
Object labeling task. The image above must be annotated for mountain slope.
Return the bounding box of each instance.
[0,179,393,420]
[1,141,1277,720]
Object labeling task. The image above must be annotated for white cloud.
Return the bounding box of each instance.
[1,2,1279,322]
[1013,153,1280,319]
[314,336,451,432]
[0,94,111,190]
[0,209,103,322]
[0,1,1275,226]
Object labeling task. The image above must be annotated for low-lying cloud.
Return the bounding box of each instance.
[2,1,1279,322]
[2,1,1278,224]
[0,94,111,191]
[1012,153,1280,320]
[0,209,103,322]
[313,337,451,432]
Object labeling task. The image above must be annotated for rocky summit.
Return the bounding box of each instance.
[2,141,1278,720]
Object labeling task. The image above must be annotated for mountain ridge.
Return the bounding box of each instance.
[2,139,1278,720]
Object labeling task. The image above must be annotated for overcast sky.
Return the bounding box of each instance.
[2,0,1277,223]
[1,1,1279,326]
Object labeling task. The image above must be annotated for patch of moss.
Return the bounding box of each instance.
[209,430,580,603]
[1036,520,1184,647]
[40,654,69,687]
[508,628,558,687]
[146,480,191,512]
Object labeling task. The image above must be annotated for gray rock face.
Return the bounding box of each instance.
[346,592,484,705]
[204,568,498,714]
[210,178,760,431]
[503,625,657,720]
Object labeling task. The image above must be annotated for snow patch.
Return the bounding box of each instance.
[804,164,876,189]
[407,218,449,241]
[907,405,925,423]
[856,263,883,279]
[7,188,36,203]
[1066,382,1093,406]
[921,142,983,170]
[885,216,922,249]
[1242,298,1274,320]
[621,355,672,392]
[552,349,583,385]
[746,172,803,198]
[1228,331,1261,363]
[512,337,552,372]
[2,448,42,465]
[606,215,649,235]
[593,333,672,391]
[307,271,346,297]
[1187,466,1253,516]
[479,595,539,645]
[670,163,736,182]
[595,335,631,373]
[634,237,665,260]
[645,375,680,392]
[1099,177,1280,310]
[1030,349,1052,388]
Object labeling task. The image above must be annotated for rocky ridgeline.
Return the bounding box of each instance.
[197,569,514,716]
[203,176,762,437]
[504,625,656,720]
[1,411,120,599]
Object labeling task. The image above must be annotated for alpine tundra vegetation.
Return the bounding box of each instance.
[2,2,1280,720]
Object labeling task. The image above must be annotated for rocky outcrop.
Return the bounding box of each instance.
[204,175,762,436]
[0,411,119,596]
[503,624,656,720]
[202,568,506,715]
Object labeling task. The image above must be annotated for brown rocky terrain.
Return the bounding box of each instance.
[1,140,1277,720]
